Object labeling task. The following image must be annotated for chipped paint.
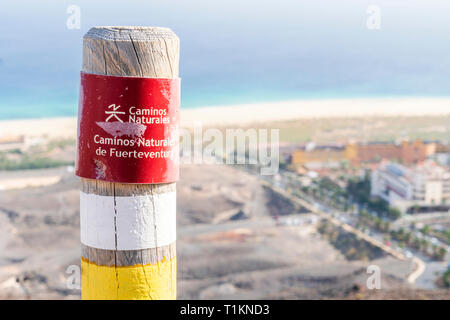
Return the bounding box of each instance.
[94,159,106,179]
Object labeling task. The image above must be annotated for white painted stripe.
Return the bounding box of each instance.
[80,191,176,250]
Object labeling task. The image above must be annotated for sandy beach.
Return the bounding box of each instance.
[0,97,449,139]
[181,97,450,126]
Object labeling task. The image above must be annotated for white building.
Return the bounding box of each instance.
[371,162,450,212]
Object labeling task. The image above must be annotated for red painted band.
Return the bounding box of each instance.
[76,72,180,184]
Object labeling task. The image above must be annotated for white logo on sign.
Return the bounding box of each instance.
[105,104,125,122]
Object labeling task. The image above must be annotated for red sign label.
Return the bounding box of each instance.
[76,72,180,184]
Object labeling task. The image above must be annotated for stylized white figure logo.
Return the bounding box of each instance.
[105,104,125,122]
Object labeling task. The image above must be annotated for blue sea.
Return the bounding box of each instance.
[1,0,450,120]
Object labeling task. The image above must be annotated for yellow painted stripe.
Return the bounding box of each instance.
[81,257,176,300]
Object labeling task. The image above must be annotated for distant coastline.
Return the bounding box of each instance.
[1,97,450,139]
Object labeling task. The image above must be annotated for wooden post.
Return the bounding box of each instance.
[78,26,179,300]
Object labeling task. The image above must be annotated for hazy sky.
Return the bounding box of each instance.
[0,0,449,118]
